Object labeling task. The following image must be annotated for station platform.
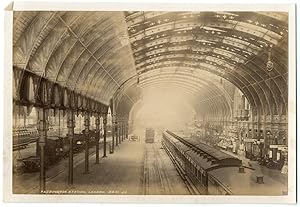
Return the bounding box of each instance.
[14,139,190,195]
[220,149,288,187]
[14,136,287,195]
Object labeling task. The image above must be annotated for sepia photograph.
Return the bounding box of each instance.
[3,1,296,204]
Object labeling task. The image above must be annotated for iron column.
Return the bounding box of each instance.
[126,122,129,139]
[122,122,125,141]
[103,114,107,157]
[115,119,119,146]
[118,119,121,144]
[111,114,115,153]
[67,109,75,185]
[37,108,48,193]
[95,113,100,164]
[120,121,123,142]
[84,111,90,173]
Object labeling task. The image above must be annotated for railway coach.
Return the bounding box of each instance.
[162,130,286,195]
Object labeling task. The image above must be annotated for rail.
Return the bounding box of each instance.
[152,143,172,194]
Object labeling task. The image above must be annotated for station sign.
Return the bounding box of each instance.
[269,145,288,151]
[244,138,255,142]
[244,138,264,143]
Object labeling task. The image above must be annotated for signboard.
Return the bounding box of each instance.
[269,145,288,151]
[270,145,287,149]
[244,139,256,142]
[244,139,264,143]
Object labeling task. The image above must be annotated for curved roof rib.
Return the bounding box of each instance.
[13,11,137,105]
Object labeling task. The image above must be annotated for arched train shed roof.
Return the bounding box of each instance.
[13,11,288,116]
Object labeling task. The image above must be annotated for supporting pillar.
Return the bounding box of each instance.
[126,122,128,139]
[95,113,100,164]
[119,120,122,144]
[124,122,127,140]
[115,119,119,146]
[103,114,107,157]
[262,119,267,158]
[84,111,90,174]
[67,110,75,185]
[122,120,125,141]
[123,122,125,141]
[37,108,48,193]
[121,121,124,141]
[123,122,126,140]
[111,114,115,153]
[118,119,121,144]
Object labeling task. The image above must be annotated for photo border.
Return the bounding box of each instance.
[3,2,296,204]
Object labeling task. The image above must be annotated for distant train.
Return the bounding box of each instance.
[162,130,286,195]
[145,128,155,143]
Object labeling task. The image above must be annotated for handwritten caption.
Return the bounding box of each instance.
[40,190,128,194]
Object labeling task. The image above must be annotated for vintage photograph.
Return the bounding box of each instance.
[3,2,296,204]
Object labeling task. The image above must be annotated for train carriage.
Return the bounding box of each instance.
[18,129,99,172]
[162,131,190,169]
[162,130,287,195]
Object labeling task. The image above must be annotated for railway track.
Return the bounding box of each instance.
[143,146,149,195]
[144,143,169,194]
[143,142,190,195]
[144,144,162,194]
[152,143,172,194]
